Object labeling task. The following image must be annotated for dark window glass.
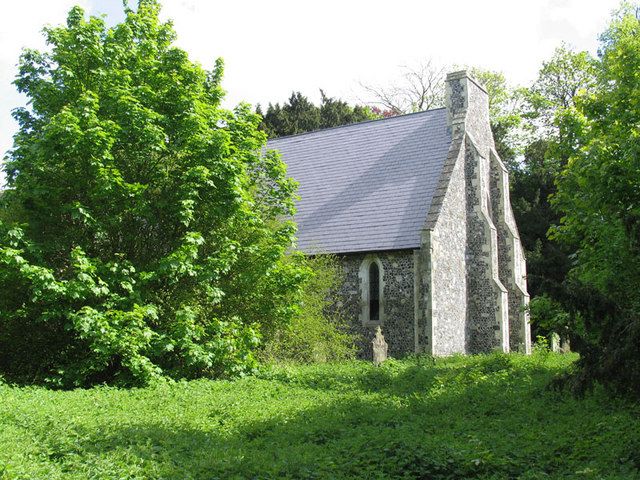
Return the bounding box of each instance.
[369,262,380,321]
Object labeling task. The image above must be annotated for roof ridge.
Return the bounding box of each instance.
[267,107,447,143]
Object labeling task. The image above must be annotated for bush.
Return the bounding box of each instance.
[0,1,305,387]
[529,294,570,341]
[260,255,357,363]
[551,8,640,397]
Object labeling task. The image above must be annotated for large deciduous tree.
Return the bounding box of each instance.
[509,47,597,339]
[0,1,306,387]
[551,8,640,396]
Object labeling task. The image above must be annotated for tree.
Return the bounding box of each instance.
[470,68,524,168]
[258,91,377,138]
[318,91,377,130]
[258,92,320,138]
[360,63,522,164]
[551,7,640,396]
[524,45,597,137]
[0,1,306,387]
[359,60,446,115]
[507,47,597,340]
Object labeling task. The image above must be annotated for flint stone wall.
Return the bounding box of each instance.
[447,72,510,353]
[336,250,415,359]
[329,71,532,359]
[420,137,468,355]
[464,138,510,353]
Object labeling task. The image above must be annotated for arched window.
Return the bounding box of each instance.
[359,256,384,324]
[369,262,380,321]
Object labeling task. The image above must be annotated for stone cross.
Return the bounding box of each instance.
[372,326,388,366]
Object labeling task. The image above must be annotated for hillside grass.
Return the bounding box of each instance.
[0,352,638,479]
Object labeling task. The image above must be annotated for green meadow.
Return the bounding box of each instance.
[1,352,638,479]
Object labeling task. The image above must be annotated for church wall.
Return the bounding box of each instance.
[451,71,531,353]
[322,70,532,360]
[336,250,415,358]
[426,141,468,355]
[463,138,510,353]
[447,71,510,353]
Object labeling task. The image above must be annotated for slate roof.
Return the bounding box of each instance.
[268,108,451,254]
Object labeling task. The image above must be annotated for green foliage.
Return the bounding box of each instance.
[470,68,524,167]
[529,295,570,337]
[260,255,357,363]
[550,8,640,396]
[0,354,638,478]
[503,47,597,343]
[0,1,305,387]
[258,91,378,138]
[524,45,597,135]
[510,139,570,308]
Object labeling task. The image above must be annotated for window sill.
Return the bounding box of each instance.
[362,320,384,327]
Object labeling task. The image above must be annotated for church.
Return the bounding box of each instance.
[269,71,531,357]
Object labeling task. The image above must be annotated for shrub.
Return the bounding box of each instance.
[0,1,305,387]
[260,255,357,363]
[551,7,640,397]
[529,294,570,337]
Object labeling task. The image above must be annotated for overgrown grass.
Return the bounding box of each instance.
[1,352,638,479]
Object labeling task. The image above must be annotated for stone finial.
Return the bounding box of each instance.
[372,326,388,366]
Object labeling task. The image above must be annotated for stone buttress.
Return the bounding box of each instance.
[416,71,531,355]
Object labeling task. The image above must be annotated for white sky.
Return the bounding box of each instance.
[0,0,621,186]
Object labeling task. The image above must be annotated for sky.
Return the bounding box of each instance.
[0,0,622,186]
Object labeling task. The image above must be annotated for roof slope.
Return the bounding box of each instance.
[268,109,451,254]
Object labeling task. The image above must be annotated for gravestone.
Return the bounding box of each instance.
[372,326,388,366]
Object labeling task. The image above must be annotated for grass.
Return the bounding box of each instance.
[0,352,638,479]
